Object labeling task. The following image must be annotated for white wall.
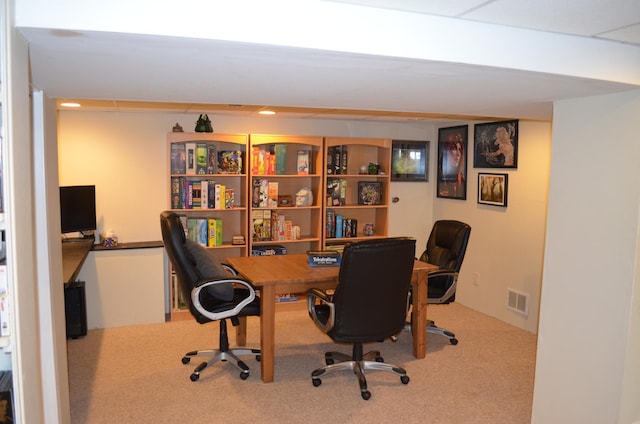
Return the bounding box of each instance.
[532,90,640,424]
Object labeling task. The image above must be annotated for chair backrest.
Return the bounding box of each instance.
[160,211,204,321]
[421,220,471,272]
[329,237,416,343]
[420,220,471,303]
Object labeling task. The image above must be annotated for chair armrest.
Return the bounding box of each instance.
[427,269,459,304]
[306,288,335,333]
[191,277,257,321]
[221,263,238,276]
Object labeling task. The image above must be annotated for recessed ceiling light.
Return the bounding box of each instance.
[259,110,276,115]
[60,102,82,108]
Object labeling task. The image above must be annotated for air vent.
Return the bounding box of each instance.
[507,289,529,316]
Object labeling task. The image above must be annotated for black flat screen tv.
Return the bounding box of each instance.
[60,185,97,235]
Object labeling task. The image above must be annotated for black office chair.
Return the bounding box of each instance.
[307,237,416,400]
[160,211,260,381]
[416,220,471,345]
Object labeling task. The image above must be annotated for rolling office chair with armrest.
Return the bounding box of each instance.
[415,219,471,345]
[307,237,416,400]
[160,211,261,381]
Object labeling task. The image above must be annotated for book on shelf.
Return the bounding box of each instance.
[297,150,310,175]
[207,143,217,174]
[225,188,235,209]
[196,143,208,174]
[171,177,181,209]
[191,180,201,208]
[170,142,186,174]
[307,250,341,267]
[214,183,225,209]
[251,244,287,256]
[327,145,348,175]
[218,150,243,174]
[268,181,278,208]
[196,218,208,246]
[251,178,261,208]
[200,180,209,210]
[274,144,287,175]
[185,142,197,175]
[326,178,346,206]
[259,179,269,208]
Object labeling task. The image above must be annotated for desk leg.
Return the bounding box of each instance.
[260,285,276,383]
[236,316,247,346]
[411,271,428,358]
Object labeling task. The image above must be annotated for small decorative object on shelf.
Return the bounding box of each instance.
[194,114,213,133]
[295,186,313,207]
[363,223,375,236]
[368,162,380,175]
[100,232,118,247]
[172,122,183,132]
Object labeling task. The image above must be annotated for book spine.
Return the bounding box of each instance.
[268,181,278,208]
[335,215,343,238]
[215,218,223,246]
[185,142,196,175]
[196,143,208,174]
[214,183,222,209]
[200,180,209,210]
[252,178,261,208]
[259,179,269,208]
[297,150,310,175]
[197,218,208,246]
[275,144,287,175]
[170,142,186,174]
[340,145,348,174]
[171,177,181,209]
[208,218,217,247]
[207,143,217,174]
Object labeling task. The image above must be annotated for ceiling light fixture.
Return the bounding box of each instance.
[60,102,82,108]
[259,110,276,115]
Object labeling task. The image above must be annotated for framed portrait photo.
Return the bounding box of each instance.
[437,125,468,200]
[473,120,518,168]
[391,140,429,182]
[478,172,508,207]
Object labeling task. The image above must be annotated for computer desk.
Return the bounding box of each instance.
[226,254,437,383]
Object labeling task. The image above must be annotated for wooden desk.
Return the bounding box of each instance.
[226,254,437,383]
[62,239,95,284]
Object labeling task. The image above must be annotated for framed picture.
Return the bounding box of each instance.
[391,140,429,182]
[437,125,468,200]
[478,173,508,207]
[473,120,518,168]
[357,181,382,205]
[0,391,13,423]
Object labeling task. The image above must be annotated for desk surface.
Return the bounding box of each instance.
[62,239,95,284]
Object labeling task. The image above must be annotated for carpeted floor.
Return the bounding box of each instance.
[67,303,536,423]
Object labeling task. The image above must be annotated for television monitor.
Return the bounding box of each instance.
[60,185,97,235]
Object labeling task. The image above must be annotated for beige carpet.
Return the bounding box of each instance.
[67,303,536,423]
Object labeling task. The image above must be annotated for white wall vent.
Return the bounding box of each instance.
[507,289,529,316]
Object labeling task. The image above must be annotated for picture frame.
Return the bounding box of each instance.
[391,140,429,182]
[437,125,468,200]
[0,390,13,423]
[478,172,508,207]
[473,120,519,168]
[357,181,382,205]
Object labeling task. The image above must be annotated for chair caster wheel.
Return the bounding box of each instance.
[401,375,410,384]
[375,356,384,363]
[240,371,249,380]
[450,338,459,345]
[325,358,334,365]
[182,357,191,364]
[361,390,371,400]
[190,373,199,382]
[312,378,322,387]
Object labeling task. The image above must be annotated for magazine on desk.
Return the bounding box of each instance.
[307,250,342,266]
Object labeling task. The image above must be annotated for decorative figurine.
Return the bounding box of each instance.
[172,122,183,132]
[195,114,213,132]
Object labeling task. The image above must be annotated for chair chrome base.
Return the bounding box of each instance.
[181,319,261,381]
[311,344,409,400]
[393,320,458,345]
